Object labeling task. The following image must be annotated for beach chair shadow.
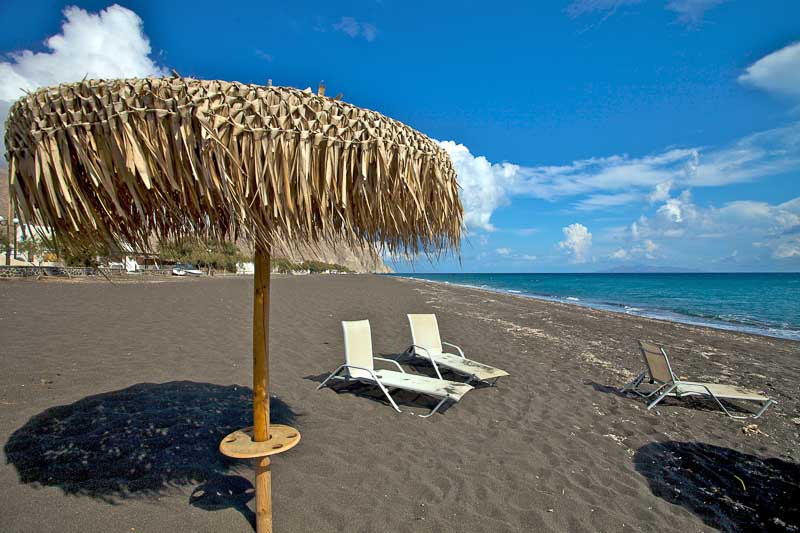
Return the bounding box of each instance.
[634,441,799,532]
[4,380,296,529]
[304,367,458,415]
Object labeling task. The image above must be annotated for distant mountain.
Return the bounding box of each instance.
[597,264,699,274]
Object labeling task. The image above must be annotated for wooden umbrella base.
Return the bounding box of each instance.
[219,425,300,532]
[219,425,301,459]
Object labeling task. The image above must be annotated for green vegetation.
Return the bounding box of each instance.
[270,258,352,274]
[60,241,110,267]
[157,239,248,272]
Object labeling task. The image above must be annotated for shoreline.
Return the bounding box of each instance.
[389,274,800,342]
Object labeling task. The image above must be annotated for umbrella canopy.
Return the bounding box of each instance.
[4,77,462,533]
[4,77,462,255]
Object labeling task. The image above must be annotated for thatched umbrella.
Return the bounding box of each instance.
[4,77,462,532]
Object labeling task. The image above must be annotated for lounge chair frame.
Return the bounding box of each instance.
[621,342,776,419]
[405,314,506,385]
[318,321,467,418]
[317,361,452,418]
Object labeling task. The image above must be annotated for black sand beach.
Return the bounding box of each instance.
[0,275,798,532]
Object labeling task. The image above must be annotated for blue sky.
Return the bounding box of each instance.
[1,1,799,272]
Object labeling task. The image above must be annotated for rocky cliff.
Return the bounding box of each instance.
[270,240,393,273]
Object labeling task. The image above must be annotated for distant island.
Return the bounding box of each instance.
[596,264,700,274]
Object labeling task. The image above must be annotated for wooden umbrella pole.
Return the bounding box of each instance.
[220,242,298,531]
[6,179,12,266]
[253,243,272,532]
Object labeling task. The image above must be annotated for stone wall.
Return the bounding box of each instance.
[0,266,170,278]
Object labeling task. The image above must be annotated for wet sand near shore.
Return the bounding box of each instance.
[0,275,798,532]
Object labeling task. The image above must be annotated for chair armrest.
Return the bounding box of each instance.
[407,345,444,380]
[374,357,406,373]
[340,364,386,383]
[442,341,465,358]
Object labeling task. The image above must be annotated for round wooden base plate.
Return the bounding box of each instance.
[219,425,301,459]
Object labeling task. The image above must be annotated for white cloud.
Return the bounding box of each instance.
[441,122,800,228]
[574,191,642,211]
[649,180,673,203]
[438,140,520,231]
[361,23,378,42]
[665,0,726,26]
[566,0,640,18]
[333,17,378,41]
[0,4,167,158]
[559,223,593,263]
[628,191,800,260]
[774,237,800,258]
[513,228,540,236]
[609,238,658,261]
[495,247,511,256]
[255,49,273,62]
[739,42,800,99]
[522,255,537,261]
[566,0,725,26]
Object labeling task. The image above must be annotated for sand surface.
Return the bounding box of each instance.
[0,275,798,532]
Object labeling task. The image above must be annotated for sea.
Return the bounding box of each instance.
[391,273,800,341]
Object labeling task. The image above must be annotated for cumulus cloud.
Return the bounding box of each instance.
[333,17,378,41]
[438,140,520,231]
[739,42,800,99]
[774,237,800,258]
[0,4,166,159]
[629,191,800,259]
[649,180,673,203]
[495,247,511,256]
[441,122,800,228]
[610,239,658,261]
[559,223,593,263]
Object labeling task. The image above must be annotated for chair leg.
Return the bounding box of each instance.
[317,367,345,390]
[752,399,776,419]
[647,384,677,411]
[706,394,775,420]
[418,396,449,418]
[621,370,646,394]
[377,384,402,413]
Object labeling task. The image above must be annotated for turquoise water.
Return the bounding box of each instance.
[392,273,800,341]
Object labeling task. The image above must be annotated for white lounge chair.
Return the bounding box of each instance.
[405,314,509,385]
[621,340,776,419]
[317,320,473,418]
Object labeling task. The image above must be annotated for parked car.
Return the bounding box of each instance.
[172,263,204,276]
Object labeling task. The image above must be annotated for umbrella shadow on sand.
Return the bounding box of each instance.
[4,381,297,529]
[634,441,799,532]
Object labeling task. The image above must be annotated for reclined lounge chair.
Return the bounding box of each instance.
[621,340,775,419]
[405,313,509,385]
[318,320,473,418]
